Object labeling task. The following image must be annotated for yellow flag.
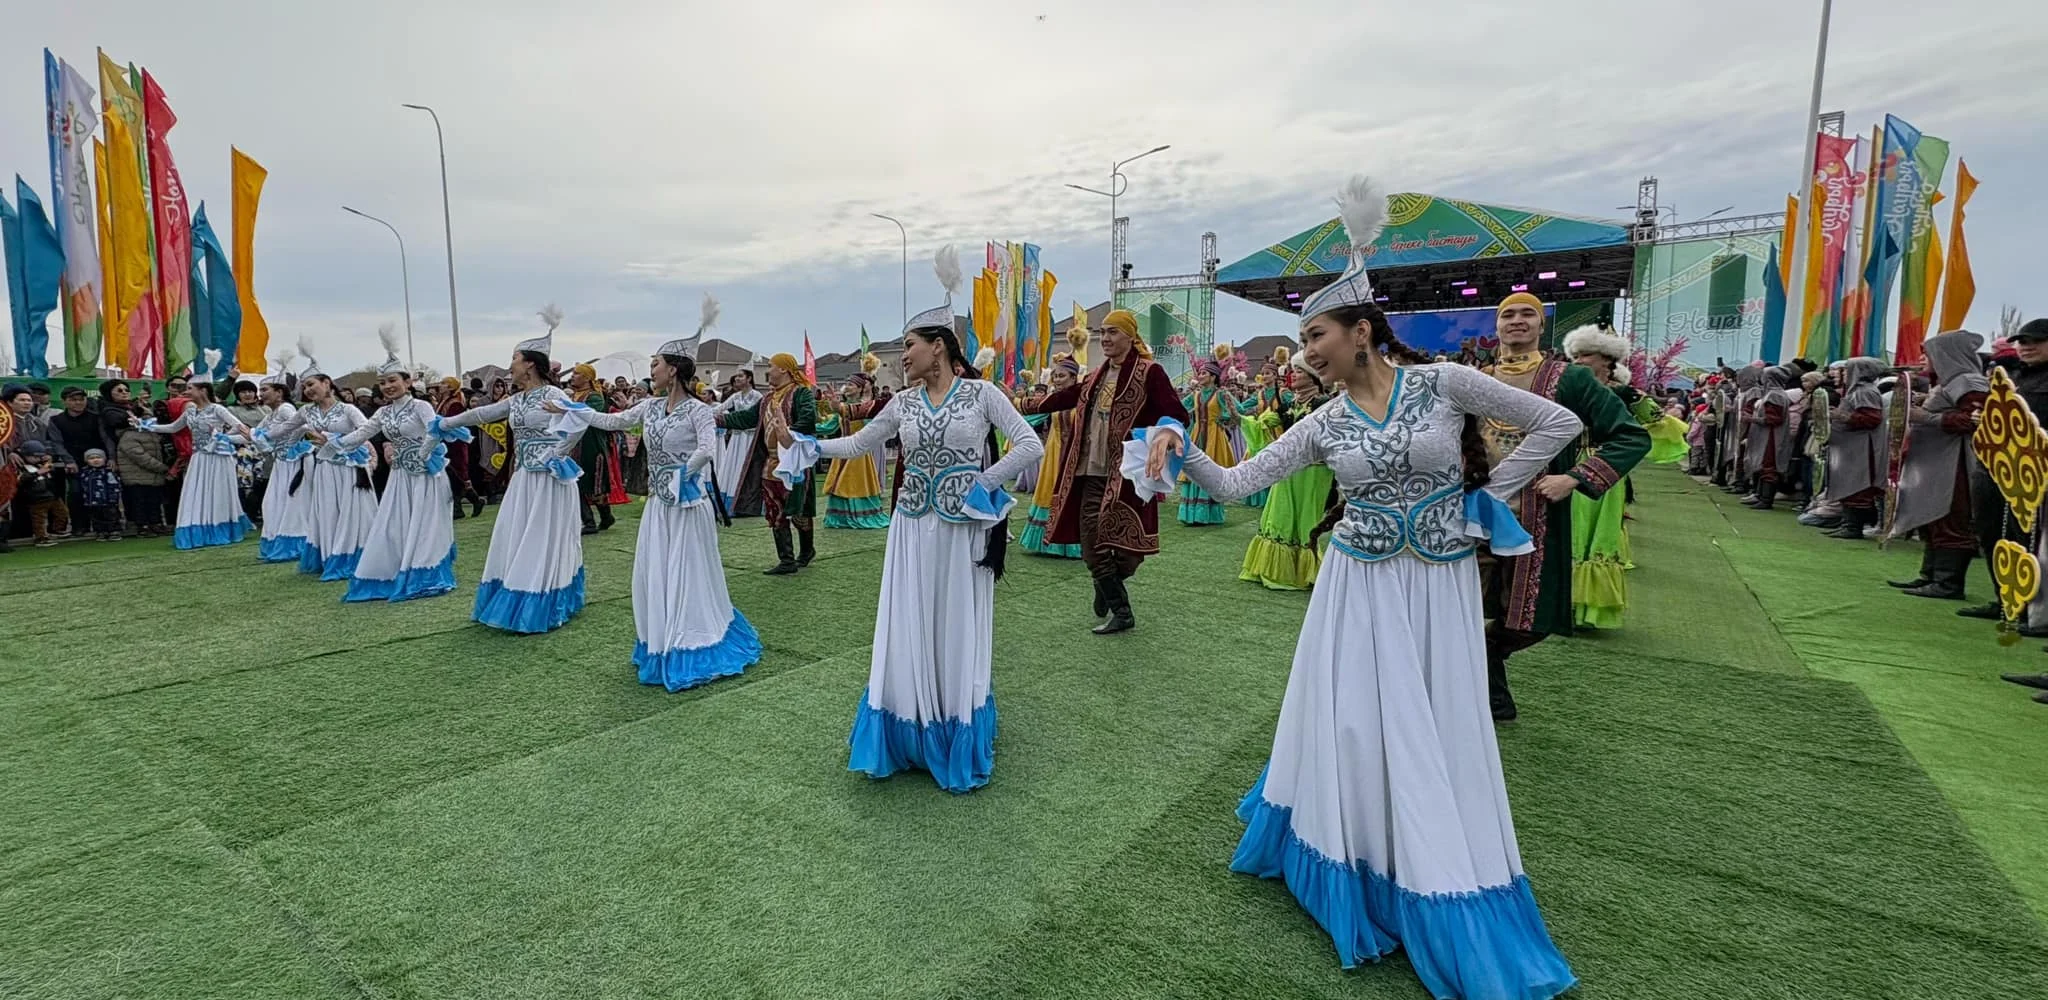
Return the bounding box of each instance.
[1779,195,1797,292]
[94,138,118,366]
[103,111,155,374]
[1072,302,1090,367]
[1037,270,1057,370]
[232,148,271,371]
[1937,162,1977,332]
[1923,191,1945,335]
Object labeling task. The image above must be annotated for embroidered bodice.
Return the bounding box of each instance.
[567,395,717,506]
[338,398,443,475]
[1179,364,1580,563]
[817,379,1042,522]
[146,403,248,456]
[443,386,580,473]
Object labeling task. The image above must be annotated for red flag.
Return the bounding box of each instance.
[141,70,193,377]
[802,333,816,384]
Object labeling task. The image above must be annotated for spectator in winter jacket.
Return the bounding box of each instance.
[50,387,107,528]
[76,449,123,540]
[116,421,171,537]
[16,441,68,546]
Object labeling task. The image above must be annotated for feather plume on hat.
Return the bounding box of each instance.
[538,304,563,332]
[1212,342,1232,362]
[298,335,324,378]
[973,347,996,373]
[860,352,881,375]
[1297,174,1388,322]
[376,323,410,376]
[193,348,223,385]
[520,305,562,356]
[905,246,966,335]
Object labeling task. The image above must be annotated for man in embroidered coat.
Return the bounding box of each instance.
[719,353,819,575]
[1025,309,1190,635]
[1480,294,1651,722]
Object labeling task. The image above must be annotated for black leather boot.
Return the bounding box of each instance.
[597,504,616,531]
[765,525,799,575]
[1902,549,1970,600]
[1091,578,1108,619]
[1488,650,1517,723]
[1092,576,1134,635]
[1826,508,1869,540]
[796,526,816,567]
[1888,549,1935,589]
[452,491,466,520]
[580,503,599,536]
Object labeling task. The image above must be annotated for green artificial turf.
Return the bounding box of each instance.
[3,469,2043,999]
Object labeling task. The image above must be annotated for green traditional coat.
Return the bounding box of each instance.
[1495,358,1652,637]
[721,385,819,519]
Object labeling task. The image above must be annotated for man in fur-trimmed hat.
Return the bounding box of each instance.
[1479,297,1651,722]
[1021,308,1189,635]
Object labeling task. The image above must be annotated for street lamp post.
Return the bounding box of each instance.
[871,213,907,329]
[342,206,414,370]
[1066,144,1170,300]
[401,103,463,377]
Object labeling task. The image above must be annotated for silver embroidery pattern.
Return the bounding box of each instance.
[378,400,438,474]
[897,382,994,523]
[508,388,567,473]
[1322,369,1472,563]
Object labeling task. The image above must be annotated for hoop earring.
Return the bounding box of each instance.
[1353,349,1374,369]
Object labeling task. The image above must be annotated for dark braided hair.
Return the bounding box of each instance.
[909,324,1007,579]
[1319,303,1494,494]
[518,350,560,387]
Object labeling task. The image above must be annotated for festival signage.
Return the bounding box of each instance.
[1217,194,1629,283]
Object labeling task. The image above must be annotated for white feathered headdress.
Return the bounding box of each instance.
[191,348,223,385]
[298,335,324,378]
[519,304,561,356]
[375,322,408,376]
[1298,175,1387,325]
[905,246,963,336]
[659,293,717,359]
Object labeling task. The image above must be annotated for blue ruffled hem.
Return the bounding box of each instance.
[472,569,586,634]
[173,516,253,550]
[319,549,364,582]
[1231,769,1576,999]
[1018,509,1082,558]
[345,546,458,603]
[297,542,325,575]
[1177,482,1228,525]
[259,534,306,563]
[633,610,762,691]
[847,689,997,794]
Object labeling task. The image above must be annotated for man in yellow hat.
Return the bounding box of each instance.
[1480,293,1650,721]
[717,352,819,574]
[1023,308,1189,634]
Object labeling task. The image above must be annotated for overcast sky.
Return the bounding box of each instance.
[4,0,2043,377]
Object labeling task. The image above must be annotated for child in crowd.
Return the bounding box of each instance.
[16,441,68,547]
[116,419,171,537]
[77,449,124,541]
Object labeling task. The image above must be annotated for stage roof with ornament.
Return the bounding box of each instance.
[1218,193,1636,314]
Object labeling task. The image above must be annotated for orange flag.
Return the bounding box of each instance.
[1937,162,1977,333]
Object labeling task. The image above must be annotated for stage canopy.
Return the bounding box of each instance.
[1217,193,1635,315]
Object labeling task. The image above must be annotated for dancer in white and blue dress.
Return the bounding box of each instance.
[775,247,1043,793]
[135,351,255,550]
[1143,177,1582,1000]
[252,361,311,563]
[262,346,380,581]
[434,306,588,633]
[547,325,762,689]
[334,329,466,602]
[713,371,762,515]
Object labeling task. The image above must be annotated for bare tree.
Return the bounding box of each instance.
[2001,304,2025,340]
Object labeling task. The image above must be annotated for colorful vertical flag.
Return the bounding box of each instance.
[1007,243,1026,383]
[3,180,66,377]
[48,55,102,375]
[1036,270,1057,371]
[1937,162,1977,333]
[802,333,815,384]
[93,139,116,365]
[859,324,870,358]
[1797,133,1859,364]
[970,269,996,362]
[1758,241,1786,367]
[99,53,155,373]
[1017,244,1042,382]
[189,203,240,377]
[230,147,269,372]
[142,70,195,377]
[1893,126,1950,363]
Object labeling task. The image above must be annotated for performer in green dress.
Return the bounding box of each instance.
[1480,297,1651,721]
[1560,326,1640,630]
[1238,349,1336,591]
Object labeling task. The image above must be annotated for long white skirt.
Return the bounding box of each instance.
[346,469,457,603]
[472,467,585,633]
[298,460,380,581]
[631,496,760,690]
[846,514,997,793]
[1231,552,1574,999]
[714,429,757,511]
[258,456,310,563]
[172,450,252,550]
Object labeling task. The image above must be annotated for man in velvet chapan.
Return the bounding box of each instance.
[718,352,819,575]
[1480,292,1651,722]
[1024,309,1189,635]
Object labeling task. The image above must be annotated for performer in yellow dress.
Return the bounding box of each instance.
[821,355,891,529]
[1021,351,1084,558]
[1178,344,1241,526]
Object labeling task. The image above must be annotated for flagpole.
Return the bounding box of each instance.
[342,206,414,370]
[1781,0,1833,363]
[402,103,461,378]
[872,213,906,329]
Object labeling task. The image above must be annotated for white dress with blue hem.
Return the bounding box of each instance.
[252,403,311,563]
[141,403,254,550]
[783,379,1043,793]
[712,389,761,512]
[553,394,760,688]
[267,401,379,580]
[1173,363,1582,1000]
[437,386,587,633]
[336,397,461,603]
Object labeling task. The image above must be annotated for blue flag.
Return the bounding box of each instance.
[1758,242,1786,365]
[190,203,241,377]
[3,178,64,377]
